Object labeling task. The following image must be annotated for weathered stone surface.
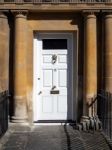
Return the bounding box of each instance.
[0,12,9,92]
[83,13,97,116]
[12,12,28,123]
[104,13,112,92]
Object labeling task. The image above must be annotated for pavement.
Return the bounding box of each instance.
[0,124,111,150]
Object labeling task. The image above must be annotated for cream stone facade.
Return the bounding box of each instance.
[0,1,112,123]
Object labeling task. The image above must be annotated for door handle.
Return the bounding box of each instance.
[38,91,42,95]
[52,86,56,90]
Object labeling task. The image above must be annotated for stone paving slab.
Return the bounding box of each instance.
[0,124,111,150]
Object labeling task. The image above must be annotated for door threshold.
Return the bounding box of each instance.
[34,120,76,126]
[34,123,68,125]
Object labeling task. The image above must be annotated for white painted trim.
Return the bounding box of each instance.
[33,32,78,122]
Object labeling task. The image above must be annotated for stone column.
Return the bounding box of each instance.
[104,13,112,92]
[83,13,97,118]
[11,12,28,122]
[0,12,9,92]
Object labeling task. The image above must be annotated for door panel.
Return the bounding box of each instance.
[57,96,67,113]
[43,55,52,63]
[58,55,67,63]
[39,49,68,120]
[58,70,67,87]
[34,36,73,121]
[42,96,53,113]
[43,69,53,87]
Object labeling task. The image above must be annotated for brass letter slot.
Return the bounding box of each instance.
[50,90,59,94]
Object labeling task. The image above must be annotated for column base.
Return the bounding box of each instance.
[80,116,89,123]
[79,115,102,131]
[11,116,28,123]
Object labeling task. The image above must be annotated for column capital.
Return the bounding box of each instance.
[84,14,96,21]
[82,10,99,16]
[82,10,98,21]
[104,13,112,19]
[0,11,7,19]
[11,10,28,18]
[101,10,112,19]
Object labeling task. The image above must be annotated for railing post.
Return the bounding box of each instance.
[97,91,112,139]
[0,91,8,138]
[110,94,112,139]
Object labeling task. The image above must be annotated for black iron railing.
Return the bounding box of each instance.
[97,90,112,139]
[0,91,8,138]
[0,0,112,4]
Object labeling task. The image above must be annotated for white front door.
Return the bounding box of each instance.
[33,33,73,121]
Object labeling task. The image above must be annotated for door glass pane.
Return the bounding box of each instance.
[42,39,67,49]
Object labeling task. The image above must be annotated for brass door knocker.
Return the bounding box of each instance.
[52,54,57,64]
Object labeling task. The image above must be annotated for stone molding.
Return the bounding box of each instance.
[83,10,100,13]
[102,9,112,13]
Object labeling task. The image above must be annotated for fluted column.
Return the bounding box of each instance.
[0,12,9,92]
[11,12,28,122]
[104,13,112,92]
[83,13,97,117]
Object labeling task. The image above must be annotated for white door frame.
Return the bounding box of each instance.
[33,32,77,122]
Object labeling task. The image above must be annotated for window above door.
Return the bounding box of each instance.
[42,39,67,50]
